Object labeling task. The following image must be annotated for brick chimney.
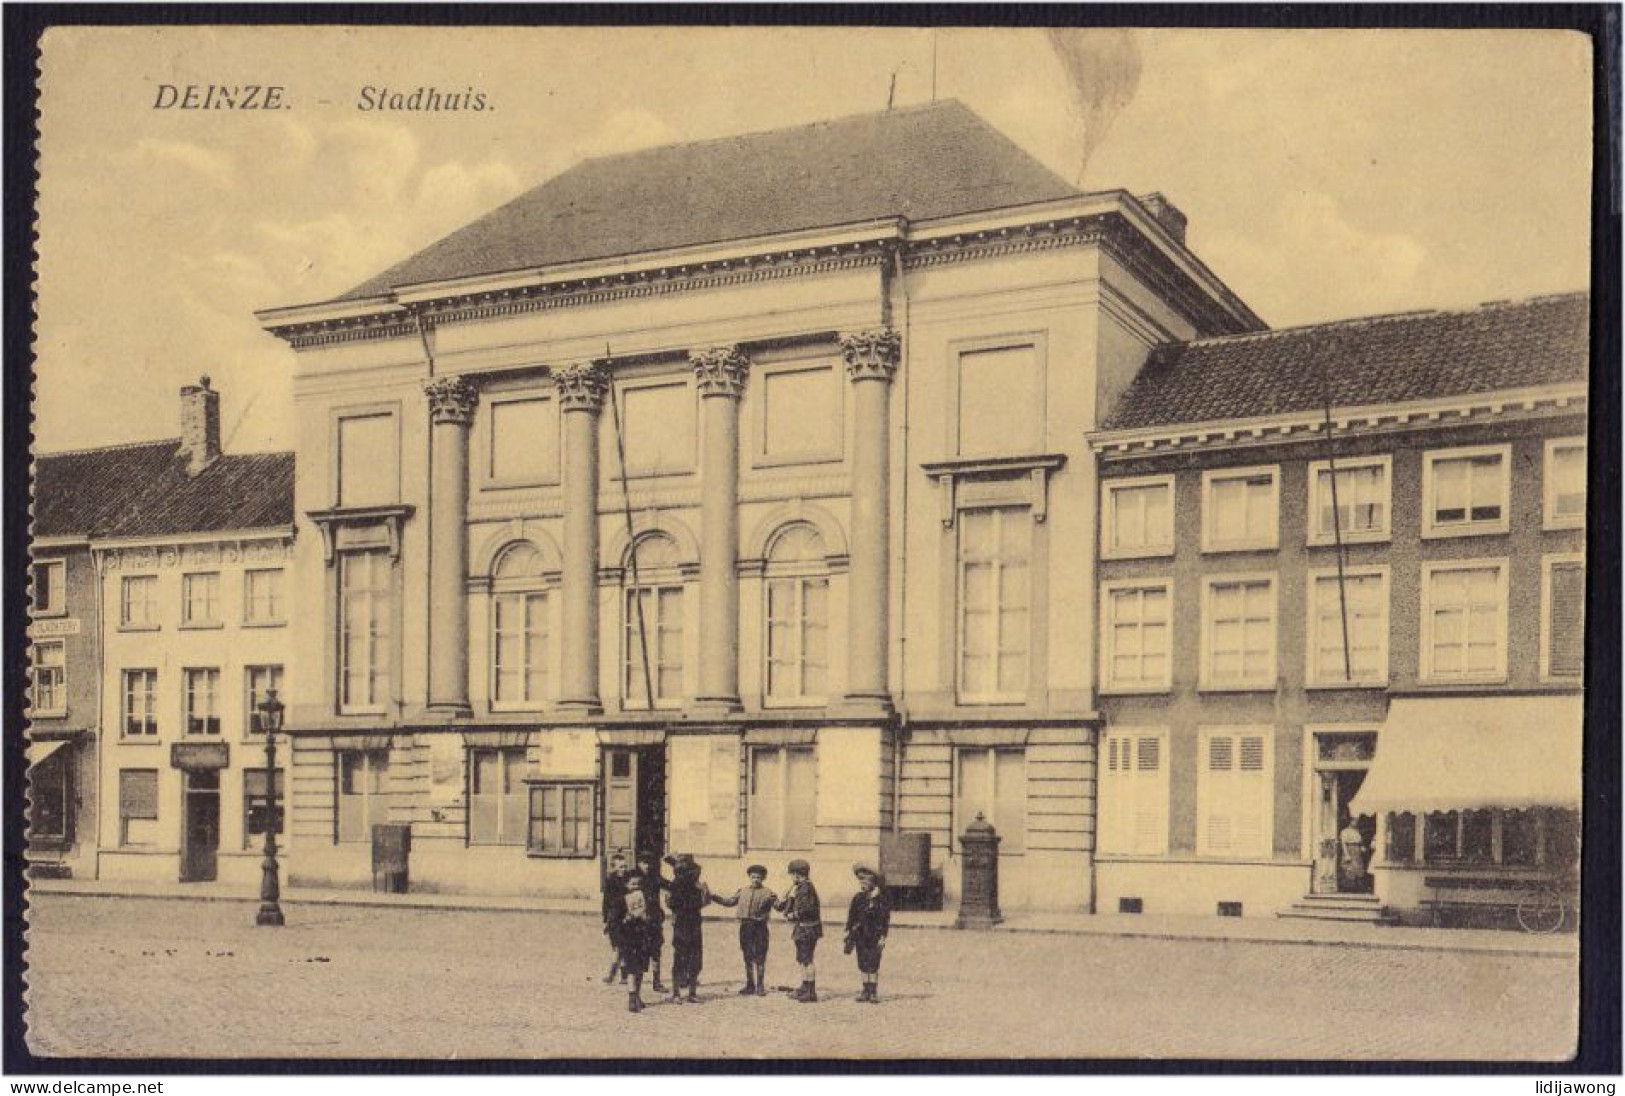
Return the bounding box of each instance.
[178,375,221,476]
[1136,192,1188,245]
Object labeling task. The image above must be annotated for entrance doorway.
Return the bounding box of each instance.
[1311,732,1377,895]
[602,745,666,865]
[180,770,220,882]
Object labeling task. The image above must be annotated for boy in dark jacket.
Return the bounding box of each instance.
[844,863,891,1003]
[664,853,712,1003]
[600,850,631,984]
[634,850,669,993]
[618,870,656,1013]
[710,863,777,995]
[775,859,822,1002]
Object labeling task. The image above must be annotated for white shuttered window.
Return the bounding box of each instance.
[1098,730,1169,855]
[1197,727,1273,859]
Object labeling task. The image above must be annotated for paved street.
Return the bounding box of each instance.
[24,895,1576,1061]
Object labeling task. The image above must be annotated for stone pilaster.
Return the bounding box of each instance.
[423,376,479,715]
[691,347,750,712]
[555,362,609,713]
[840,329,901,710]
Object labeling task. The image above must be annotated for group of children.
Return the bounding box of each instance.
[600,851,892,1013]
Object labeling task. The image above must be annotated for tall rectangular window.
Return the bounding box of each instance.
[120,575,159,629]
[528,782,595,857]
[245,665,284,734]
[337,412,397,506]
[1543,557,1585,680]
[1544,438,1586,529]
[765,574,829,706]
[1101,476,1174,558]
[31,642,66,716]
[1307,457,1391,544]
[1098,730,1169,856]
[339,551,392,713]
[747,746,816,849]
[1100,581,1172,692]
[1423,446,1510,537]
[1306,570,1389,686]
[118,769,159,847]
[955,747,1026,853]
[122,669,158,737]
[623,586,683,709]
[243,768,285,847]
[244,569,285,625]
[1202,467,1279,552]
[32,560,65,616]
[469,747,528,845]
[957,342,1042,456]
[1198,727,1273,858]
[183,668,221,735]
[1201,577,1276,690]
[957,507,1030,704]
[336,750,389,843]
[488,396,558,484]
[1422,561,1507,682]
[181,572,220,627]
[492,590,549,708]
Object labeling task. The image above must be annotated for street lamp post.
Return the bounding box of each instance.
[256,687,286,927]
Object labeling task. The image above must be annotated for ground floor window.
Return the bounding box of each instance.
[243,768,285,847]
[1386,808,1576,869]
[119,768,159,847]
[469,747,528,846]
[1098,730,1168,855]
[1197,727,1273,859]
[29,749,73,844]
[747,745,815,850]
[954,747,1026,853]
[336,750,389,843]
[528,781,594,857]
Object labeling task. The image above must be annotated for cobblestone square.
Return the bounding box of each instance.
[21,896,1577,1061]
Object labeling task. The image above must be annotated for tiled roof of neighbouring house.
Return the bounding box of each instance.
[1100,292,1590,433]
[33,441,294,540]
[342,100,1083,300]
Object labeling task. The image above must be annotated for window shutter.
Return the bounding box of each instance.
[1204,734,1235,854]
[1130,735,1166,855]
[1234,734,1269,857]
[120,770,158,820]
[1548,563,1585,677]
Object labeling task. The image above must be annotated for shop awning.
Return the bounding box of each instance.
[26,738,71,767]
[1350,696,1583,816]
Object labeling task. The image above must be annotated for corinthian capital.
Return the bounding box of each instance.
[690,346,750,398]
[554,362,610,412]
[839,328,901,382]
[424,376,480,425]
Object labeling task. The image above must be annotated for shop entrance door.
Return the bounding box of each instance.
[180,770,220,883]
[1311,732,1377,895]
[602,746,666,863]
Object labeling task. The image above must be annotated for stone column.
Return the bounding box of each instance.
[555,362,609,714]
[423,376,479,715]
[691,346,749,713]
[840,328,901,710]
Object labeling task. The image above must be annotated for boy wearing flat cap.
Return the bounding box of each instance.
[774,859,822,1002]
[711,864,777,995]
[844,863,891,1003]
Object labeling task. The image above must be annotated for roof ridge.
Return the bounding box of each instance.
[1172,291,1586,351]
[576,99,974,169]
[35,436,179,460]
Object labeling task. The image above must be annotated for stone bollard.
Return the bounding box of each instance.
[955,812,1003,929]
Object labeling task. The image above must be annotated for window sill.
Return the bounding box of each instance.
[1098,684,1172,697]
[118,736,162,744]
[480,476,562,492]
[1306,532,1390,548]
[1197,683,1277,694]
[29,709,68,720]
[526,850,598,860]
[117,624,161,633]
[1419,524,1509,541]
[1416,674,1509,688]
[33,609,68,620]
[1304,679,1389,691]
[1542,517,1585,533]
[1099,546,1176,562]
[1199,542,1280,555]
[241,619,287,629]
[179,622,225,631]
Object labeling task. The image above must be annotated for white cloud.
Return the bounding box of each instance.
[129,137,237,189]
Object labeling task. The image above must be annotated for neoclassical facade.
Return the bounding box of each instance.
[259,102,1259,909]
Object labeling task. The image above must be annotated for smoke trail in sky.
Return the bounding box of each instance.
[1045,28,1143,187]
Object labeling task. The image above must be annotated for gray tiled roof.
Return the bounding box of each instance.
[1101,293,1590,432]
[33,441,293,540]
[343,100,1082,300]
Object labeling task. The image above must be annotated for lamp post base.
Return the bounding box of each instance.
[256,902,285,927]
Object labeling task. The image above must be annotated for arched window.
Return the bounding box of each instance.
[490,542,548,709]
[623,532,684,709]
[764,523,828,706]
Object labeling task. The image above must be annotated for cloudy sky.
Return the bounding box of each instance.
[35,25,1592,454]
